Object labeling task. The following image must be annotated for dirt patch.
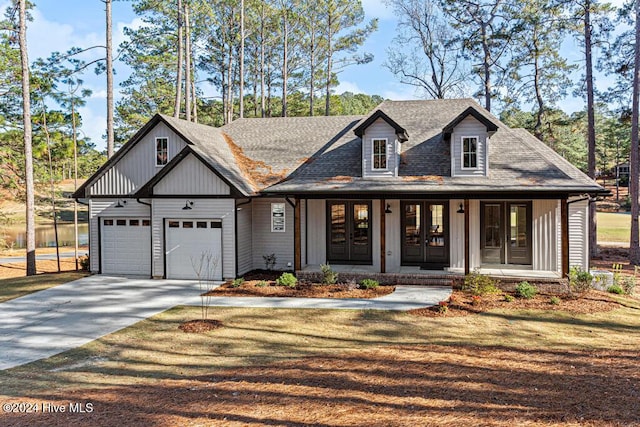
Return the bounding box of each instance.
[401,175,444,183]
[210,281,394,299]
[0,258,82,279]
[2,344,638,426]
[410,289,623,318]
[178,319,224,333]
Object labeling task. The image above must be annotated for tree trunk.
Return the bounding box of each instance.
[106,0,115,157]
[184,1,192,122]
[325,14,333,117]
[191,74,198,122]
[18,0,36,276]
[309,23,315,117]
[260,3,266,118]
[239,0,245,119]
[585,1,598,258]
[481,23,491,112]
[282,12,288,117]
[174,0,183,118]
[533,32,544,140]
[629,0,640,264]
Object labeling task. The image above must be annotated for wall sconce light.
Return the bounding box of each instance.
[182,200,194,210]
[456,203,465,214]
[385,203,392,214]
[115,198,127,208]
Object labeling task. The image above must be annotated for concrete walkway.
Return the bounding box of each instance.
[0,275,451,370]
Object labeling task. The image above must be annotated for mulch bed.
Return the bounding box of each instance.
[178,319,223,333]
[3,344,639,426]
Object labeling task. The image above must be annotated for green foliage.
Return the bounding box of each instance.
[359,279,379,289]
[567,266,593,298]
[255,280,268,288]
[320,263,338,285]
[263,253,277,271]
[514,282,537,299]
[276,272,297,287]
[607,284,624,294]
[463,270,500,296]
[437,301,449,314]
[617,275,636,295]
[504,294,515,302]
[231,278,245,288]
[549,296,561,305]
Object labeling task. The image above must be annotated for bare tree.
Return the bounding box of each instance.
[239,0,245,118]
[105,0,115,158]
[630,0,640,264]
[174,0,183,118]
[184,0,192,121]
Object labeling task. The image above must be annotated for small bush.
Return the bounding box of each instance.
[320,263,338,285]
[463,270,500,296]
[515,281,537,299]
[359,278,379,289]
[79,254,90,271]
[276,272,297,287]
[607,284,624,294]
[618,275,636,295]
[231,278,245,288]
[549,296,561,305]
[567,266,593,298]
[255,280,268,287]
[504,294,514,302]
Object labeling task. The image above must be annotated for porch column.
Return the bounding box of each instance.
[561,197,569,277]
[464,199,470,275]
[380,198,386,273]
[294,198,301,271]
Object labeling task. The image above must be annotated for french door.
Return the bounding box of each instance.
[401,201,449,269]
[327,201,372,264]
[481,202,532,265]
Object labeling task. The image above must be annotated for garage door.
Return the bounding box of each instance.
[165,219,222,280]
[101,218,151,275]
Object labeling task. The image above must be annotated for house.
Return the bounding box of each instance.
[74,99,605,281]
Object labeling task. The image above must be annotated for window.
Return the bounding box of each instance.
[196,221,207,229]
[182,221,193,228]
[129,219,139,226]
[271,203,285,232]
[116,219,126,226]
[104,219,114,226]
[462,137,478,169]
[168,221,179,228]
[156,137,168,166]
[142,220,150,226]
[211,221,222,229]
[372,138,387,170]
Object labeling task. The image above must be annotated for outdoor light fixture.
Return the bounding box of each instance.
[457,203,465,214]
[182,200,194,210]
[385,204,392,214]
[115,199,127,208]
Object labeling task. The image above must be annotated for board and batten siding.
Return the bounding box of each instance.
[306,199,326,265]
[151,199,235,279]
[451,116,488,177]
[384,200,401,273]
[154,153,230,195]
[468,200,481,269]
[251,198,294,271]
[362,118,398,178]
[89,122,187,196]
[448,199,465,271]
[568,198,589,270]
[88,198,151,273]
[300,200,307,267]
[532,200,561,273]
[236,202,253,276]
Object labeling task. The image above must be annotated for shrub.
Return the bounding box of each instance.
[463,270,500,296]
[231,278,245,288]
[607,284,624,294]
[79,254,90,271]
[549,296,561,305]
[514,281,537,299]
[255,280,268,287]
[276,272,297,287]
[263,253,277,270]
[320,263,338,285]
[504,294,514,302]
[618,275,636,295]
[437,301,449,314]
[359,278,379,289]
[567,266,593,298]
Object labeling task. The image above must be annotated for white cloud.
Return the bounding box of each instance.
[335,80,366,94]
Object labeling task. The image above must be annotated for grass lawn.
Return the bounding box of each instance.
[1,295,639,426]
[597,212,631,243]
[0,272,86,303]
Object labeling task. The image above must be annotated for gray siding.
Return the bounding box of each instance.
[151,199,235,279]
[362,118,398,177]
[89,122,187,196]
[252,198,294,270]
[236,201,253,276]
[532,200,561,273]
[154,153,230,195]
[384,200,401,272]
[468,200,481,269]
[569,198,589,270]
[306,199,326,265]
[449,199,465,271]
[451,116,488,177]
[88,198,151,273]
[301,200,307,267]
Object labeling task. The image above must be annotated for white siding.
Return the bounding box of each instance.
[306,199,326,265]
[300,200,307,267]
[88,198,151,273]
[89,122,187,196]
[372,200,381,271]
[154,153,230,195]
[362,118,398,178]
[569,198,589,270]
[532,200,560,273]
[151,199,235,279]
[451,117,488,177]
[236,201,253,276]
[252,198,294,270]
[449,199,465,271]
[469,200,481,269]
[384,200,401,273]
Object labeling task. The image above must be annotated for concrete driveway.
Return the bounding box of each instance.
[0,275,205,370]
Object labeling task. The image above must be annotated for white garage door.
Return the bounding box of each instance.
[165,219,222,280]
[101,218,151,275]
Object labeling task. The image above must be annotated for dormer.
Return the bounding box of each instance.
[354,110,408,178]
[443,106,498,177]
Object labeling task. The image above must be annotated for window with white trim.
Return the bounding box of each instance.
[156,137,168,166]
[372,138,387,170]
[271,203,285,232]
[462,136,478,169]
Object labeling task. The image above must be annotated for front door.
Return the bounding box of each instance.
[481,202,532,265]
[327,201,372,264]
[401,201,449,269]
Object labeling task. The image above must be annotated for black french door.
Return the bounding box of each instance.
[401,201,449,269]
[327,201,372,264]
[480,202,532,265]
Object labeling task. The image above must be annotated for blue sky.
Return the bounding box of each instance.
[6,0,628,151]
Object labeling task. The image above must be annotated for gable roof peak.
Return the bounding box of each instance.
[353,108,409,142]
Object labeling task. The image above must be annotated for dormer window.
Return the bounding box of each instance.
[372,138,387,170]
[462,136,478,169]
[156,137,168,166]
